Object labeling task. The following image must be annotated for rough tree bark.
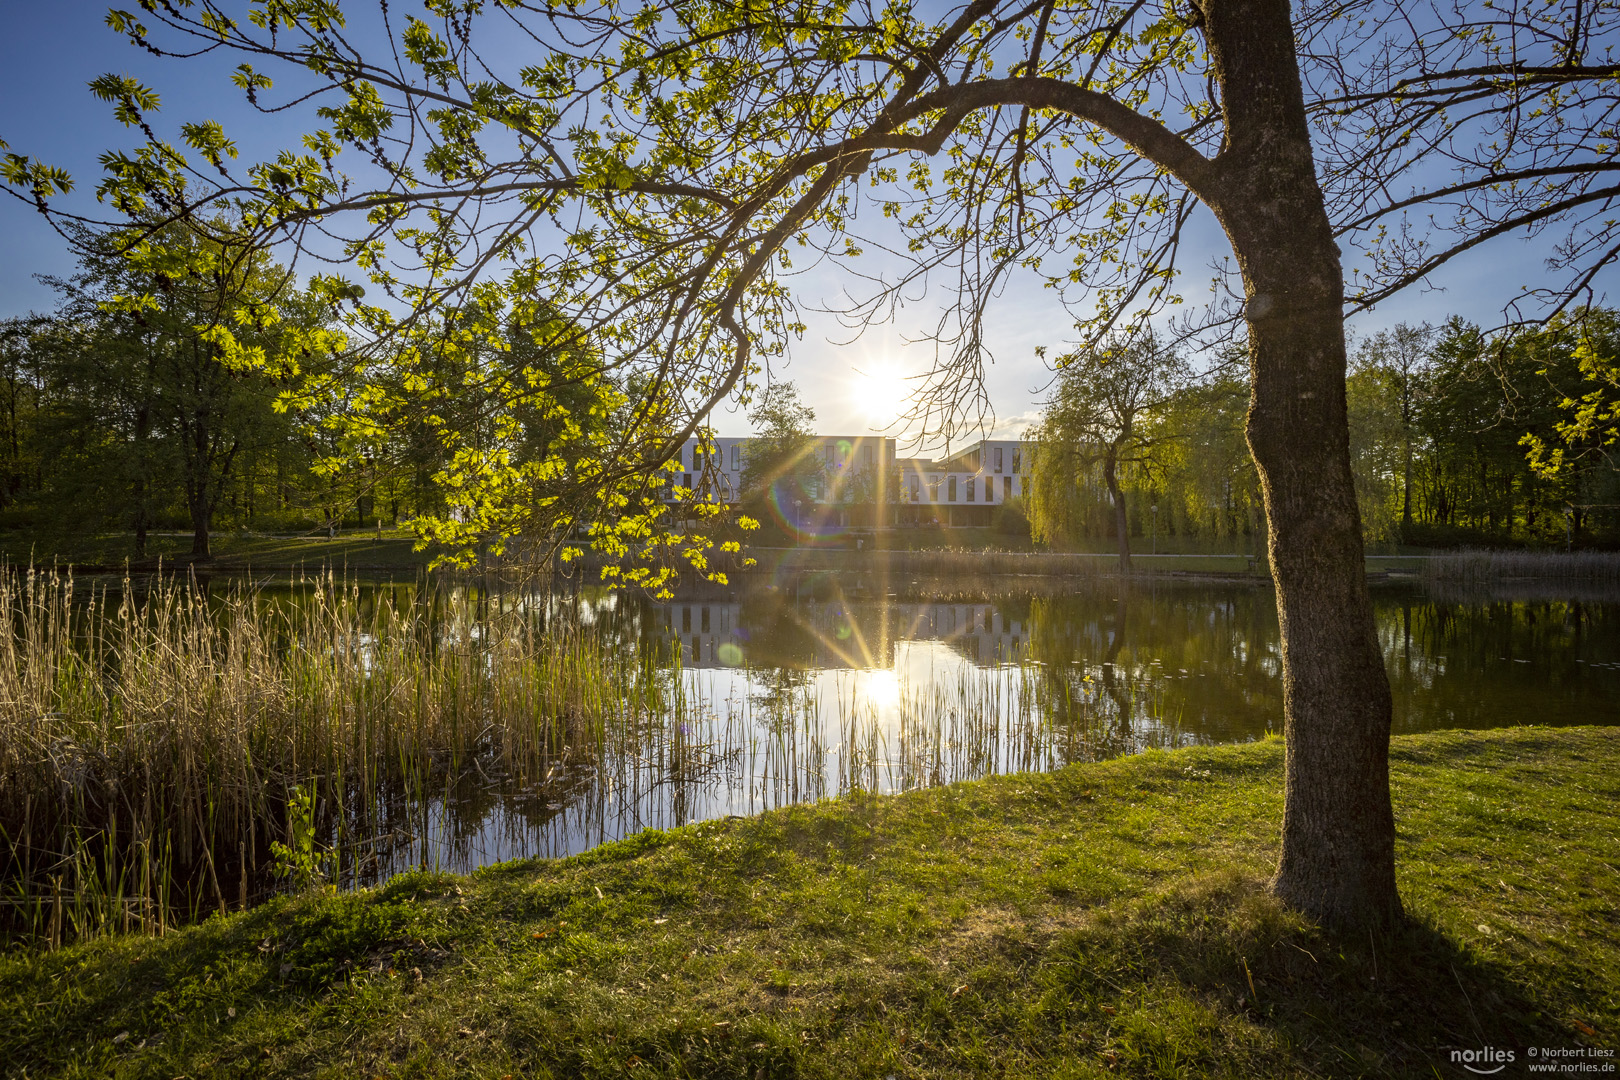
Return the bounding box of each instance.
[1203,0,1402,926]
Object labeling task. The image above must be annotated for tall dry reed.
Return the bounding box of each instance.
[1420,549,1620,587]
[0,569,662,945]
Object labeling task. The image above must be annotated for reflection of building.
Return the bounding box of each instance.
[661,435,1029,528]
[652,599,1028,669]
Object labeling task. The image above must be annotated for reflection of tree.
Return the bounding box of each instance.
[748,666,816,729]
[1099,593,1132,731]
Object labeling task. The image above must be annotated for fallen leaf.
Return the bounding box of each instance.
[1573,1019,1597,1037]
[111,1032,129,1045]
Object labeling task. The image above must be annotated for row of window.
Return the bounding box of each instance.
[904,474,1018,503]
[674,442,887,471]
[673,443,1026,474]
[680,446,743,470]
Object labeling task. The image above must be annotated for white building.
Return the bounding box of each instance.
[894,439,1028,526]
[660,434,1029,527]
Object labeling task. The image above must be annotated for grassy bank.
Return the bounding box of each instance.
[2,726,1613,1078]
[0,531,431,573]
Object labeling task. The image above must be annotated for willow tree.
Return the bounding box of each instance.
[1028,331,1190,571]
[10,0,1620,927]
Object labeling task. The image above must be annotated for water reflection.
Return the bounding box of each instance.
[363,573,1617,882]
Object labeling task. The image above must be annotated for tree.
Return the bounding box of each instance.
[35,225,323,557]
[1028,332,1190,571]
[1523,316,1620,513]
[1352,324,1434,542]
[1155,370,1265,551]
[740,382,822,540]
[18,0,1620,927]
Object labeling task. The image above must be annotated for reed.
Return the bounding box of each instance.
[1419,548,1620,586]
[0,568,663,945]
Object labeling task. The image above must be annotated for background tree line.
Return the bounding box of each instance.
[0,229,577,558]
[1028,316,1620,555]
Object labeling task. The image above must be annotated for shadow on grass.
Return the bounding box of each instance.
[1020,872,1577,1077]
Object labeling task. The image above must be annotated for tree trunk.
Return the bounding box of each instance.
[187,410,212,559]
[1401,437,1413,540]
[132,402,151,559]
[1205,0,1402,929]
[1101,445,1131,573]
[189,488,211,558]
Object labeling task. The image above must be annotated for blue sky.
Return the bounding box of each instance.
[2,2,1609,448]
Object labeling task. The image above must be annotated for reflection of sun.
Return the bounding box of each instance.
[866,670,903,709]
[851,365,912,427]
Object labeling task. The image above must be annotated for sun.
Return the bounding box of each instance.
[865,669,903,710]
[850,364,913,428]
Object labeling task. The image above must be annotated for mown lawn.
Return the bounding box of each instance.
[2,726,1614,1078]
[0,531,429,573]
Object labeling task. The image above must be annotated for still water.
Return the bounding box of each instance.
[373,572,1620,883]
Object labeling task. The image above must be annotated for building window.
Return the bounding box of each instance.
[948,476,957,502]
[909,476,920,501]
[966,477,976,502]
[1012,448,1022,474]
[730,444,740,469]
[683,472,691,491]
[994,447,1004,473]
[1003,475,1012,501]
[928,475,940,501]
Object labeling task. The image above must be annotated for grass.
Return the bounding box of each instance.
[0,531,431,572]
[1,725,1613,1078]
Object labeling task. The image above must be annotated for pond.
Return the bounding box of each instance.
[378,571,1620,882]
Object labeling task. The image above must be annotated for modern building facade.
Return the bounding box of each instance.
[663,435,1027,528]
[894,439,1027,526]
